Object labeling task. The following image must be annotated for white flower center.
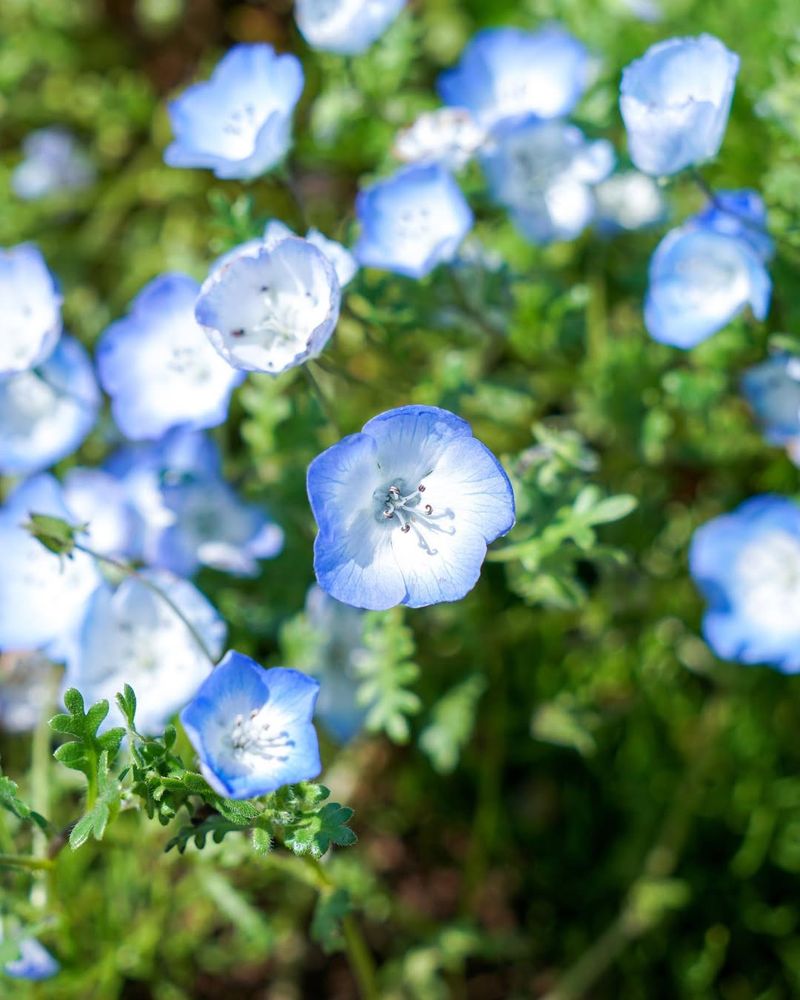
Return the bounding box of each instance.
[221,102,264,157]
[166,345,212,383]
[231,285,320,354]
[229,708,294,760]
[372,478,455,555]
[736,530,800,632]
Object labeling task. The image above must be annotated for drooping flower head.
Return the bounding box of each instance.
[355,164,473,279]
[196,237,341,374]
[620,34,739,176]
[97,273,244,440]
[644,194,771,348]
[181,651,321,799]
[63,571,226,735]
[393,108,487,171]
[0,244,62,376]
[690,496,800,672]
[12,127,95,201]
[742,355,800,446]
[295,0,405,55]
[0,475,101,653]
[165,44,304,180]
[438,26,591,130]
[0,335,100,476]
[307,405,515,610]
[482,118,614,244]
[594,171,666,234]
[3,938,60,981]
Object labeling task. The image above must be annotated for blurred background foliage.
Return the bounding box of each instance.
[2,0,800,997]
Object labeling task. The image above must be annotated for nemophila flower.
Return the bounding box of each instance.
[165,44,304,180]
[12,127,94,201]
[3,938,59,981]
[393,108,487,171]
[62,468,140,560]
[156,468,284,577]
[0,475,100,653]
[64,571,226,734]
[0,244,62,376]
[742,355,800,446]
[97,273,243,440]
[303,586,367,743]
[594,171,665,234]
[692,189,774,262]
[438,26,591,130]
[620,34,739,176]
[482,118,614,244]
[295,0,405,55]
[355,164,473,279]
[0,335,100,476]
[196,237,340,374]
[307,405,515,610]
[181,651,321,799]
[690,496,800,672]
[644,213,771,349]
[263,221,358,289]
[0,652,58,733]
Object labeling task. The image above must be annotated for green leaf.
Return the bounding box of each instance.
[0,774,49,831]
[69,752,122,849]
[115,685,137,728]
[585,494,638,525]
[311,888,352,953]
[284,802,357,859]
[49,689,124,783]
[251,827,273,855]
[355,608,421,744]
[420,675,488,774]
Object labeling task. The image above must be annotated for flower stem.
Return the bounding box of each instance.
[74,544,218,665]
[303,364,341,433]
[0,854,54,872]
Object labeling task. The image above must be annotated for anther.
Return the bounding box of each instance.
[425,504,433,514]
[401,524,411,533]
[418,484,425,492]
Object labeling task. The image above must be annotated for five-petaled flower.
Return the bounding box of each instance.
[295,0,405,56]
[742,354,800,448]
[307,405,515,610]
[0,243,62,377]
[164,44,304,180]
[181,651,321,799]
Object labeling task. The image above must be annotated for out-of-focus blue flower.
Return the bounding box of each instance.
[3,938,60,981]
[692,190,774,261]
[165,44,304,180]
[0,244,62,377]
[355,164,473,279]
[644,201,771,348]
[303,585,367,743]
[64,570,226,734]
[594,171,666,234]
[742,355,800,445]
[0,475,100,653]
[620,34,739,176]
[690,495,800,672]
[482,118,614,244]
[12,127,95,201]
[156,470,284,577]
[295,0,405,55]
[307,405,515,610]
[196,237,340,374]
[438,26,590,130]
[181,651,321,799]
[0,652,58,733]
[63,468,141,560]
[0,336,100,476]
[393,108,487,171]
[97,273,243,441]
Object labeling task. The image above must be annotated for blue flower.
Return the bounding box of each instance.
[692,189,774,262]
[620,34,739,176]
[181,652,321,799]
[355,164,473,279]
[295,0,405,55]
[0,475,101,653]
[155,468,284,577]
[3,938,59,981]
[196,237,341,374]
[393,108,487,171]
[0,244,62,376]
[644,199,771,348]
[64,570,226,735]
[307,405,515,610]
[0,653,58,733]
[482,119,614,244]
[438,26,590,130]
[97,273,244,441]
[164,44,304,180]
[690,496,800,672]
[742,355,800,446]
[62,468,141,560]
[0,335,100,476]
[263,221,359,288]
[594,171,666,235]
[12,127,94,201]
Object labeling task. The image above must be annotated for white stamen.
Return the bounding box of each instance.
[229,709,294,760]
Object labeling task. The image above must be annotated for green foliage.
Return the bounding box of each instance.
[311,888,352,953]
[50,689,125,785]
[0,773,48,831]
[24,512,85,557]
[356,609,421,743]
[419,675,487,774]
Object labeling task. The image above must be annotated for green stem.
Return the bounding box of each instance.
[74,544,218,665]
[303,364,341,433]
[0,854,54,872]
[30,695,54,907]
